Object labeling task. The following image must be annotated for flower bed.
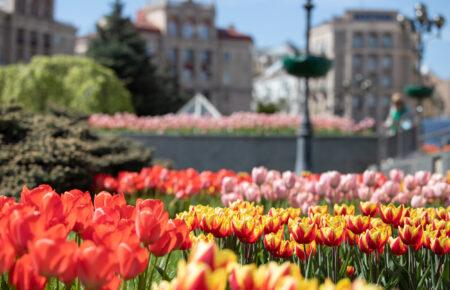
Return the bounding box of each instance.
[95,166,450,211]
[89,113,375,136]
[1,184,449,289]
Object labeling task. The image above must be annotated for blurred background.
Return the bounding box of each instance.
[1,0,449,195]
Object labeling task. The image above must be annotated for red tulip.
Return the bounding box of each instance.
[9,254,47,290]
[380,204,403,227]
[0,237,16,273]
[288,218,317,244]
[77,241,117,290]
[117,241,149,280]
[388,237,408,256]
[7,208,41,256]
[61,189,94,233]
[148,219,188,257]
[359,202,379,217]
[398,225,423,246]
[135,199,169,246]
[430,236,450,255]
[346,215,370,235]
[346,265,355,278]
[29,238,78,283]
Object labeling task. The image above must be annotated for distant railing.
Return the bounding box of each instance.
[377,126,418,162]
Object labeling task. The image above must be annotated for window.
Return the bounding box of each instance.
[44,0,53,19]
[382,55,393,69]
[182,22,194,39]
[382,33,393,48]
[166,48,178,76]
[16,28,25,45]
[223,52,231,62]
[199,50,212,82]
[368,33,378,48]
[31,0,39,17]
[182,49,195,82]
[16,0,26,15]
[352,32,364,48]
[43,33,52,55]
[182,49,194,64]
[168,19,178,37]
[182,68,193,82]
[367,55,377,72]
[222,70,231,85]
[381,75,392,88]
[197,22,210,40]
[352,54,363,70]
[30,31,38,57]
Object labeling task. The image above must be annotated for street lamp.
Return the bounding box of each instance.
[398,3,445,149]
[283,0,332,173]
[398,3,445,105]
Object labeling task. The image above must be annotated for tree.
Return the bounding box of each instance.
[0,55,133,114]
[87,0,184,116]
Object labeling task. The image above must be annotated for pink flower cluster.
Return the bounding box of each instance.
[221,167,450,211]
[89,113,375,135]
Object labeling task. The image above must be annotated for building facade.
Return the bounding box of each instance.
[0,0,76,65]
[309,10,418,126]
[76,0,253,115]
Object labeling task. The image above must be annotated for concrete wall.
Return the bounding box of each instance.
[381,152,450,174]
[118,133,397,173]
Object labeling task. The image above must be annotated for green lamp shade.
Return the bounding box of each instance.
[283,55,332,78]
[403,85,434,100]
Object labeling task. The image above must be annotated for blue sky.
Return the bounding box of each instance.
[56,0,450,79]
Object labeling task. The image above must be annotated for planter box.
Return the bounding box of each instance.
[114,132,417,173]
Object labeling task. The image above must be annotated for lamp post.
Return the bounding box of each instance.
[283,0,332,173]
[297,0,314,173]
[398,3,445,148]
[398,3,445,106]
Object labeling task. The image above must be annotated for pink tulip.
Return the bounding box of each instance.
[389,169,404,183]
[244,185,261,203]
[282,171,297,189]
[273,179,288,200]
[327,171,341,189]
[221,192,242,207]
[363,170,377,187]
[414,171,431,187]
[266,170,281,184]
[411,195,426,208]
[251,167,267,186]
[404,175,417,191]
[221,177,237,194]
[340,174,357,193]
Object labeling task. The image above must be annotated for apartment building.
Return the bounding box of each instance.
[0,0,76,64]
[77,0,254,114]
[309,10,418,124]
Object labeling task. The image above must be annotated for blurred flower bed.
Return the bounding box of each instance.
[95,166,450,213]
[89,113,375,136]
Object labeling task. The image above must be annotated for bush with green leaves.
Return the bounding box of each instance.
[0,106,151,197]
[0,55,133,114]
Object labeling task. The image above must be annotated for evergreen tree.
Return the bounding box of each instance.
[87,0,184,115]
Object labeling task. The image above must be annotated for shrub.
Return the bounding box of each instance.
[0,55,133,114]
[0,106,151,196]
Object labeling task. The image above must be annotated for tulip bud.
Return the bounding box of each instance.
[252,167,268,186]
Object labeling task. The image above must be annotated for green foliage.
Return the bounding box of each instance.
[0,106,152,197]
[87,0,185,116]
[256,100,286,114]
[0,55,133,114]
